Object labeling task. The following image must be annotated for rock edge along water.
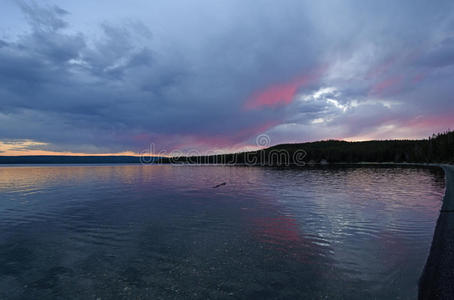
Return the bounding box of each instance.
[419,165,454,299]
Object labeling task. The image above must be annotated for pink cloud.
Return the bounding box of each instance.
[369,76,403,95]
[172,119,281,151]
[244,67,325,110]
[244,78,307,109]
[404,114,454,130]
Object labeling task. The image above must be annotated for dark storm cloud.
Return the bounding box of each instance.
[0,0,322,153]
[17,0,69,31]
[418,37,454,68]
[0,0,454,153]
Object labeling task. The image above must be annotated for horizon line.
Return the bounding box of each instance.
[0,134,445,157]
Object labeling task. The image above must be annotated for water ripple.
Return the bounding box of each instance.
[0,165,445,299]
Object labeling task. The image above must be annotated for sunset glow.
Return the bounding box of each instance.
[0,1,453,154]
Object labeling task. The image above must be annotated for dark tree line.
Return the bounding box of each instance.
[166,130,454,165]
[1,131,452,165]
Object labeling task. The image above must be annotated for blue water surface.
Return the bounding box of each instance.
[0,165,445,299]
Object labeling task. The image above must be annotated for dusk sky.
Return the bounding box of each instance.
[1,0,454,155]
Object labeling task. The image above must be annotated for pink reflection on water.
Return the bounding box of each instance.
[252,214,316,263]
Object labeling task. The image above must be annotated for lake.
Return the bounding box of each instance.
[0,165,445,299]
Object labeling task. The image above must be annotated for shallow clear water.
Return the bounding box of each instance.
[0,165,445,299]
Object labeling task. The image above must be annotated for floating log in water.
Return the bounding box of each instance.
[213,182,226,188]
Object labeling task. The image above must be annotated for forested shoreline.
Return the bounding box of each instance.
[166,130,454,165]
[1,131,453,165]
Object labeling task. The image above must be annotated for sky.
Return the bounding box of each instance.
[0,0,454,155]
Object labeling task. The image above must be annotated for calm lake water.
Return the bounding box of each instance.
[0,165,445,299]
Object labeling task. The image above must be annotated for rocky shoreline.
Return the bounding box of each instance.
[419,165,454,299]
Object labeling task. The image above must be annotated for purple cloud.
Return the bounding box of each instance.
[0,0,453,154]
